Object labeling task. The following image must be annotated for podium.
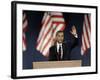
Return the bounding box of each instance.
[33,60,81,69]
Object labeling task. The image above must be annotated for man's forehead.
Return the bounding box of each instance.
[58,32,64,34]
[57,33,64,36]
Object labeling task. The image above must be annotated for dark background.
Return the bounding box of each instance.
[23,11,91,69]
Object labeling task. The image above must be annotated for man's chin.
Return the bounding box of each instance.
[58,41,63,43]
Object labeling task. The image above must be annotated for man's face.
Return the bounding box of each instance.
[56,32,64,43]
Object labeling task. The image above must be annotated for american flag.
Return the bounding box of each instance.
[36,12,65,57]
[81,14,91,55]
[22,13,28,51]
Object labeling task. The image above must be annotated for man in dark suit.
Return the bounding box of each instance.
[49,25,78,61]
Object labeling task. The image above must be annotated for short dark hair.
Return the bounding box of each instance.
[56,30,64,36]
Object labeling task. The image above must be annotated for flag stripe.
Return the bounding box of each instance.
[23,33,26,50]
[82,36,86,51]
[23,13,26,21]
[52,17,65,22]
[42,12,48,24]
[23,20,28,32]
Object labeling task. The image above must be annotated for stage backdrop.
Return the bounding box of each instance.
[23,11,91,69]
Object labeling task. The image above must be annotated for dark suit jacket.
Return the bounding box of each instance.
[49,35,78,61]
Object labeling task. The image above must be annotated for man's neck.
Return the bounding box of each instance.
[57,42,62,45]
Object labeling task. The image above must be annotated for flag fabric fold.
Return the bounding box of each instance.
[81,14,91,55]
[22,13,28,51]
[36,12,65,57]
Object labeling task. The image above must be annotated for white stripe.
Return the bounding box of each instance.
[23,33,26,51]
[81,47,84,55]
[81,48,83,55]
[53,23,65,38]
[81,34,87,55]
[51,12,63,16]
[23,20,28,29]
[41,40,52,56]
[52,17,64,22]
[23,13,26,21]
[42,12,48,24]
[23,42,26,51]
[82,35,86,51]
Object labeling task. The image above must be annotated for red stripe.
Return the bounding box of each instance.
[53,22,65,24]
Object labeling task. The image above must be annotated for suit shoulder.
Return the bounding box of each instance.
[50,45,55,50]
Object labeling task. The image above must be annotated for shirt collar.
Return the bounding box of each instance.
[57,42,62,46]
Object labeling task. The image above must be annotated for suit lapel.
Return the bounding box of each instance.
[54,45,57,54]
[62,43,66,59]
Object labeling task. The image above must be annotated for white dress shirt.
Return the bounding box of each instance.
[56,42,63,59]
